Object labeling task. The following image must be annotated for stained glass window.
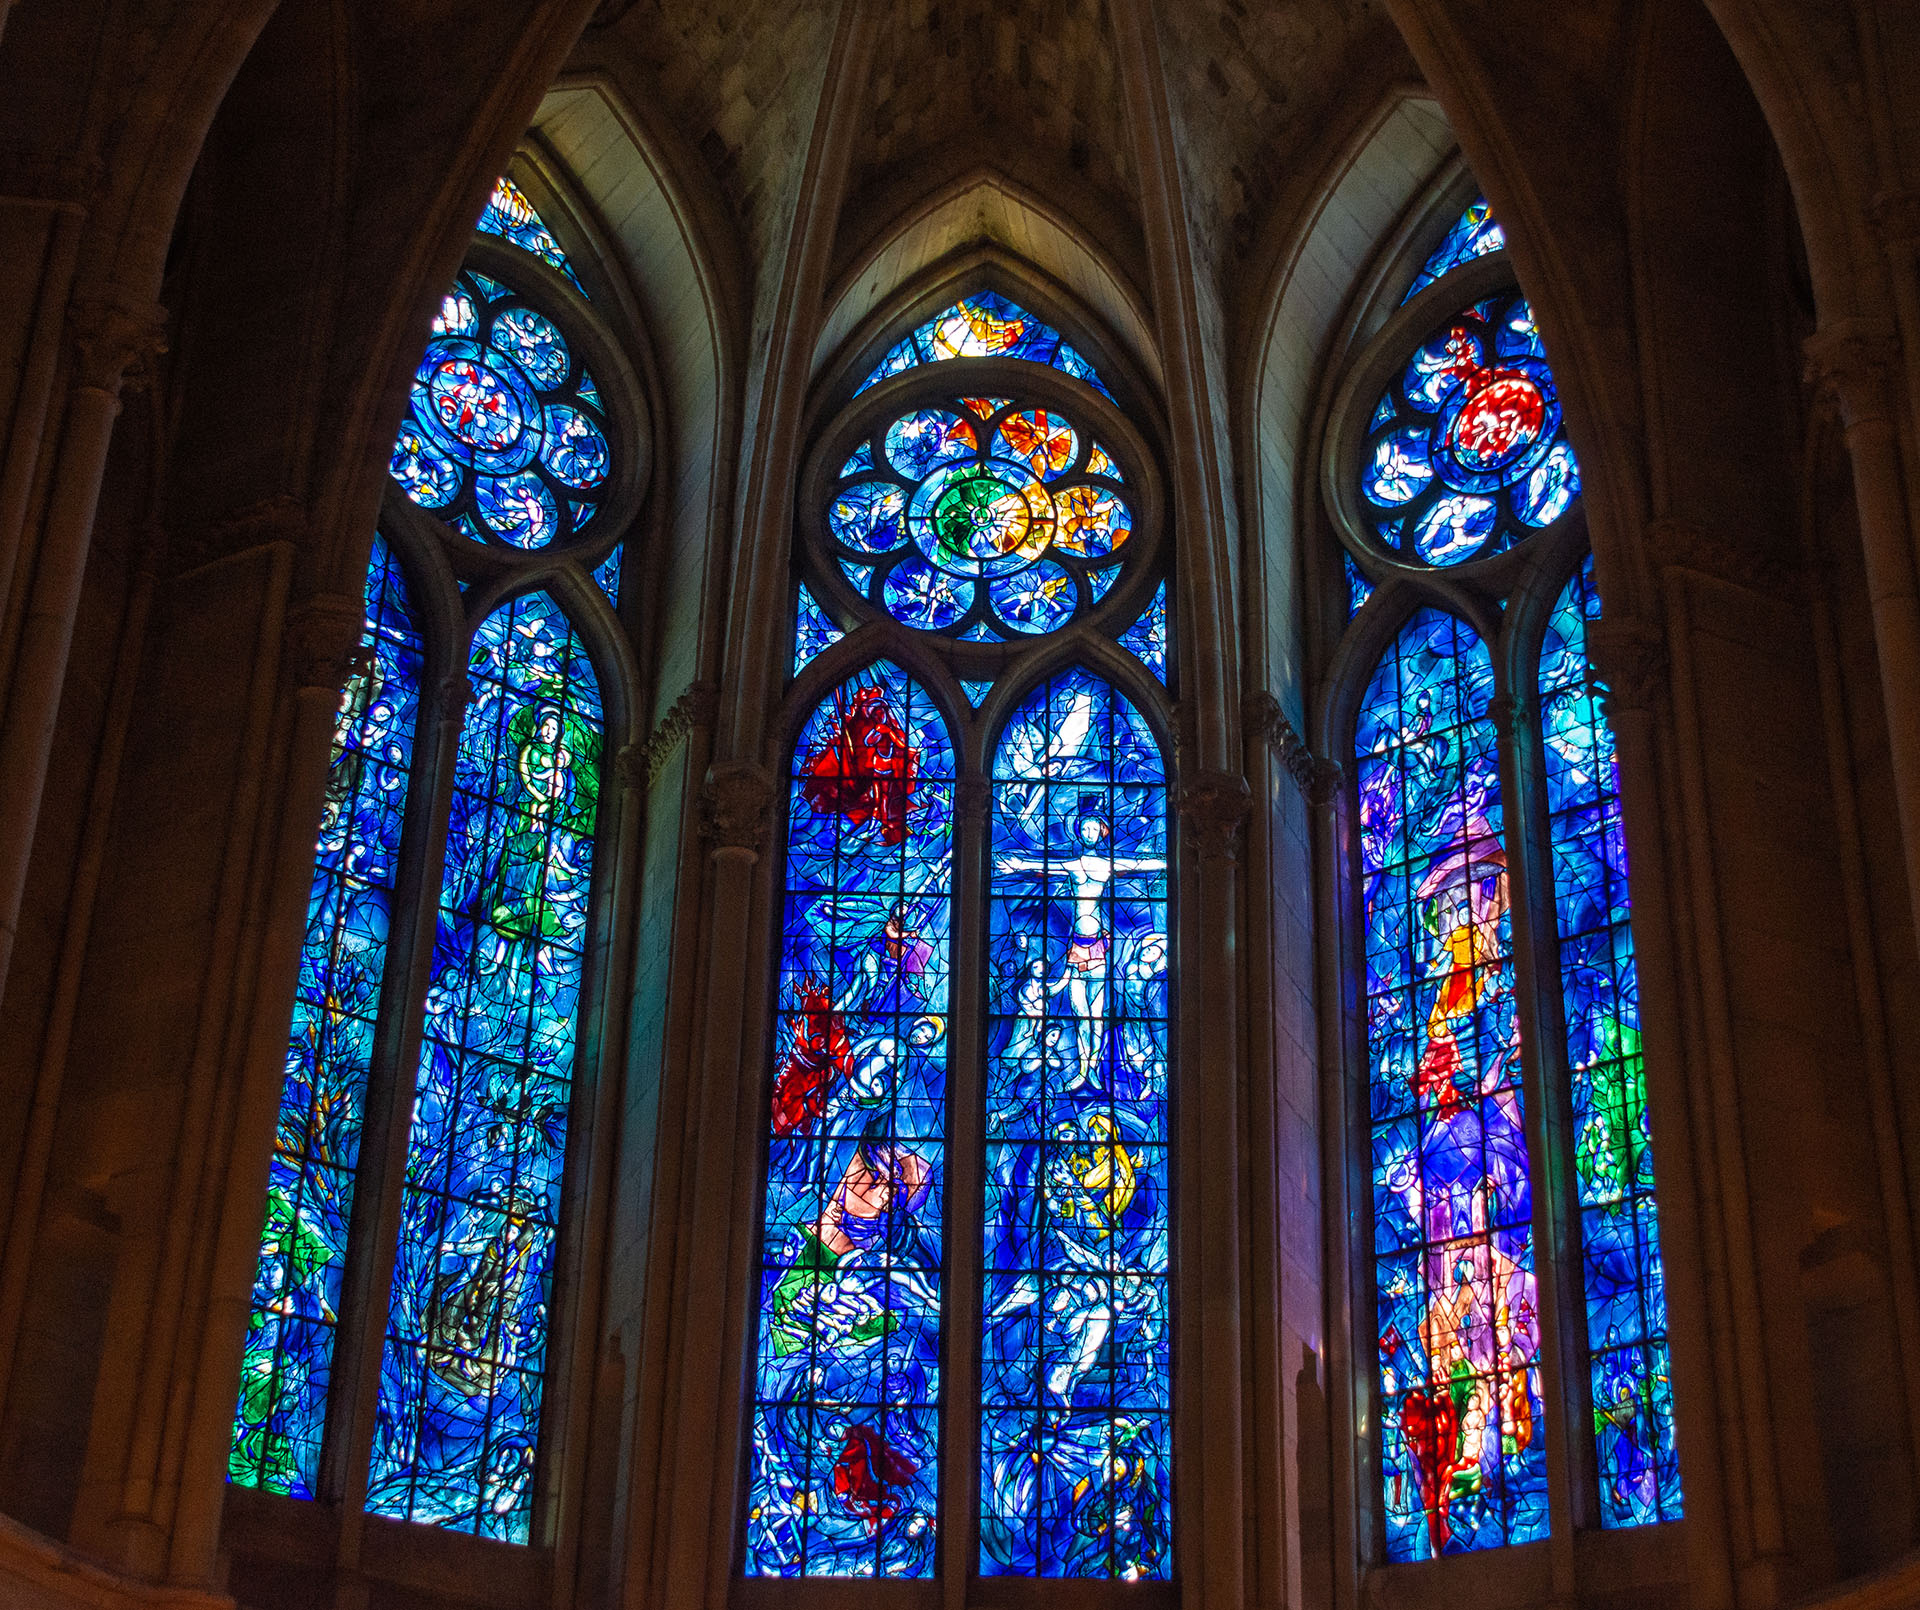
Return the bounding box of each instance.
[477,176,588,296]
[231,535,422,1497]
[983,669,1171,1579]
[389,268,613,549]
[745,664,954,1577]
[1117,581,1169,682]
[1404,197,1507,304]
[1357,610,1547,1560]
[1360,290,1579,563]
[1541,561,1681,1528]
[858,291,1115,401]
[793,583,845,678]
[366,591,603,1540]
[1344,553,1375,618]
[828,398,1133,640]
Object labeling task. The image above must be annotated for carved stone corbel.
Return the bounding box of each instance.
[66,288,168,398]
[702,761,777,856]
[1244,690,1317,797]
[1586,613,1668,721]
[1306,757,1345,809]
[284,592,367,695]
[954,774,992,826]
[1176,770,1252,864]
[1804,318,1902,433]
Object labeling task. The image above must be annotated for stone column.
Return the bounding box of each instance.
[1587,611,1739,1610]
[0,286,166,1005]
[1805,321,1920,959]
[1174,767,1250,1610]
[657,759,773,1610]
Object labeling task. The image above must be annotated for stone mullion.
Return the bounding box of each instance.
[326,664,469,1583]
[942,772,988,1603]
[1494,669,1598,1570]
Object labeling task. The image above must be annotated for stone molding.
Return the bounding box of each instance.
[955,774,992,825]
[1648,514,1800,601]
[1804,317,1902,431]
[66,289,168,397]
[1243,690,1317,796]
[701,760,777,855]
[1176,769,1252,864]
[635,680,719,789]
[1872,188,1920,252]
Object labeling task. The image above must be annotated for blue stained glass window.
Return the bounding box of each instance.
[1345,553,1376,618]
[232,536,422,1497]
[983,669,1171,1580]
[1541,561,1681,1528]
[1357,610,1547,1560]
[366,591,602,1540]
[1404,197,1507,304]
[477,176,588,297]
[961,680,994,708]
[591,548,621,607]
[390,270,612,550]
[746,663,954,1578]
[831,399,1132,640]
[857,291,1116,401]
[794,583,845,678]
[1117,581,1169,682]
[1360,291,1579,564]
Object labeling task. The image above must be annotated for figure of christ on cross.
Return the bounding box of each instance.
[996,807,1166,1091]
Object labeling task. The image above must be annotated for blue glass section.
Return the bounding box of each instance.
[476,176,588,297]
[982,670,1171,1580]
[1117,583,1168,683]
[367,592,602,1540]
[794,584,846,678]
[1404,197,1507,304]
[1345,553,1375,618]
[232,535,422,1497]
[591,548,621,608]
[961,680,994,708]
[855,291,1116,401]
[1360,291,1579,564]
[1358,610,1547,1559]
[745,664,954,1577]
[1541,560,1681,1528]
[393,270,611,549]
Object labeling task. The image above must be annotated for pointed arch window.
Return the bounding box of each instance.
[1322,193,1680,1564]
[747,286,1172,1582]
[231,169,648,1547]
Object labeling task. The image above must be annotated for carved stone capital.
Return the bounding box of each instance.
[955,774,992,825]
[1648,514,1799,599]
[1487,693,1528,740]
[1804,318,1902,432]
[702,761,777,855]
[434,672,474,721]
[636,680,719,789]
[67,289,168,397]
[285,593,367,694]
[1586,613,1668,719]
[1176,770,1252,864]
[1307,757,1346,809]
[1244,689,1317,797]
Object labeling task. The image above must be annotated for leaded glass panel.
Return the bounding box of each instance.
[858,291,1115,401]
[1357,610,1547,1559]
[982,669,1171,1580]
[231,535,422,1497]
[477,176,587,296]
[745,663,954,1578]
[1540,561,1681,1528]
[1404,197,1507,305]
[366,591,602,1540]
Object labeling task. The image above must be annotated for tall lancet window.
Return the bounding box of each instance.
[1321,193,1681,1564]
[233,171,650,1545]
[751,289,1172,1582]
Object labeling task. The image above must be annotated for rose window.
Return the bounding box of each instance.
[824,395,1135,639]
[1360,288,1580,564]
[389,267,613,550]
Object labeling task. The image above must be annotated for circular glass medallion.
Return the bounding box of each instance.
[910,460,1055,578]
